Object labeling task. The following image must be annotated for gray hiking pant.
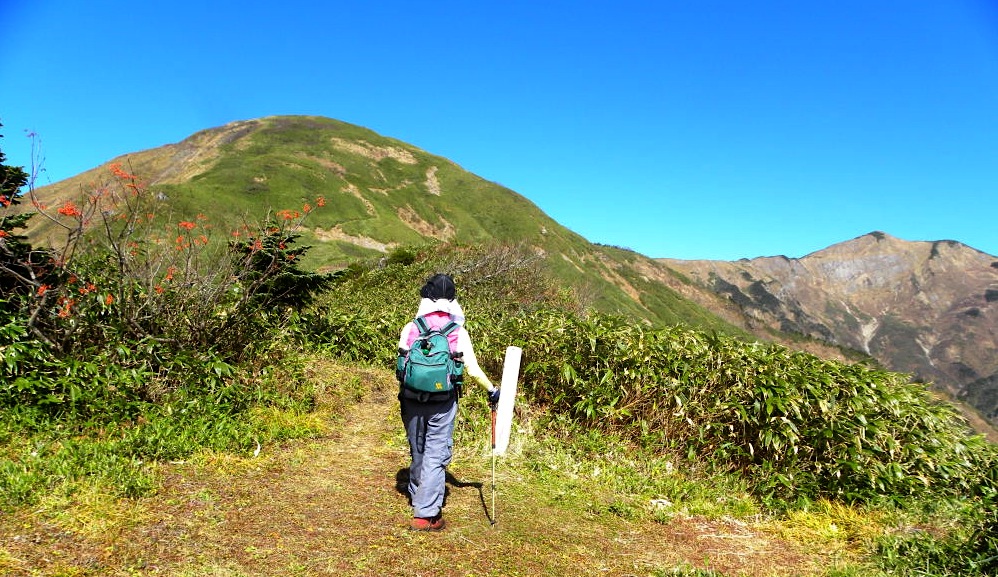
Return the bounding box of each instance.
[401,397,457,518]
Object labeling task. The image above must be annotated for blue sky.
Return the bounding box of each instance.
[2,1,996,260]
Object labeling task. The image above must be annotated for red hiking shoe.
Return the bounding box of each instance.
[409,515,446,531]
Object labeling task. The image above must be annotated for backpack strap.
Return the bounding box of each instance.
[414,316,459,338]
[414,316,432,336]
[439,321,459,337]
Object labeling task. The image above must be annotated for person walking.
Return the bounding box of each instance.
[396,273,499,531]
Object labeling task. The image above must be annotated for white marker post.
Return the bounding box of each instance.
[490,346,520,527]
[494,346,520,456]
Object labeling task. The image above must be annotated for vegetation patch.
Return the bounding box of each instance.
[1,133,995,576]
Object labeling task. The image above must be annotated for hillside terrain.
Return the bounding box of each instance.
[659,232,998,431]
[24,115,733,332]
[24,115,998,431]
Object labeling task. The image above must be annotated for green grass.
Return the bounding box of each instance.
[1,354,990,576]
[25,115,763,333]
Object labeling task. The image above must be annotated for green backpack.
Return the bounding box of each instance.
[397,316,464,400]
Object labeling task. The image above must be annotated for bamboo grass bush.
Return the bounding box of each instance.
[472,309,990,505]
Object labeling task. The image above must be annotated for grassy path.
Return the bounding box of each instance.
[2,363,824,576]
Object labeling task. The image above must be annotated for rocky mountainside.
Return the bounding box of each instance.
[659,232,998,428]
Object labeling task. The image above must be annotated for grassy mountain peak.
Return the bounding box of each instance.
[31,115,560,261]
[27,115,739,332]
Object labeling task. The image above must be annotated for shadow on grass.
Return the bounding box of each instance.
[395,468,492,524]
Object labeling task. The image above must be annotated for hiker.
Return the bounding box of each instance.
[396,273,500,531]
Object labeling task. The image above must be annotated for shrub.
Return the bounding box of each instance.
[0,151,334,507]
[877,445,997,576]
[301,241,570,365]
[4,159,333,386]
[483,309,990,505]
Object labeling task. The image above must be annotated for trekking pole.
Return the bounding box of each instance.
[490,401,497,526]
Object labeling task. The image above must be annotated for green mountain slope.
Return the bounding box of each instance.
[26,115,738,333]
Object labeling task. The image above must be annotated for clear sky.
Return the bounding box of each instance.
[2,1,997,260]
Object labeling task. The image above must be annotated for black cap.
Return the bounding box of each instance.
[420,273,456,300]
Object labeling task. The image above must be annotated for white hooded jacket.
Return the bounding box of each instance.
[397,298,496,392]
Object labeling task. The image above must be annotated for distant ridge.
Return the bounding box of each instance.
[660,231,998,432]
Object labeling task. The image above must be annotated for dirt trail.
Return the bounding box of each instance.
[4,370,822,576]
